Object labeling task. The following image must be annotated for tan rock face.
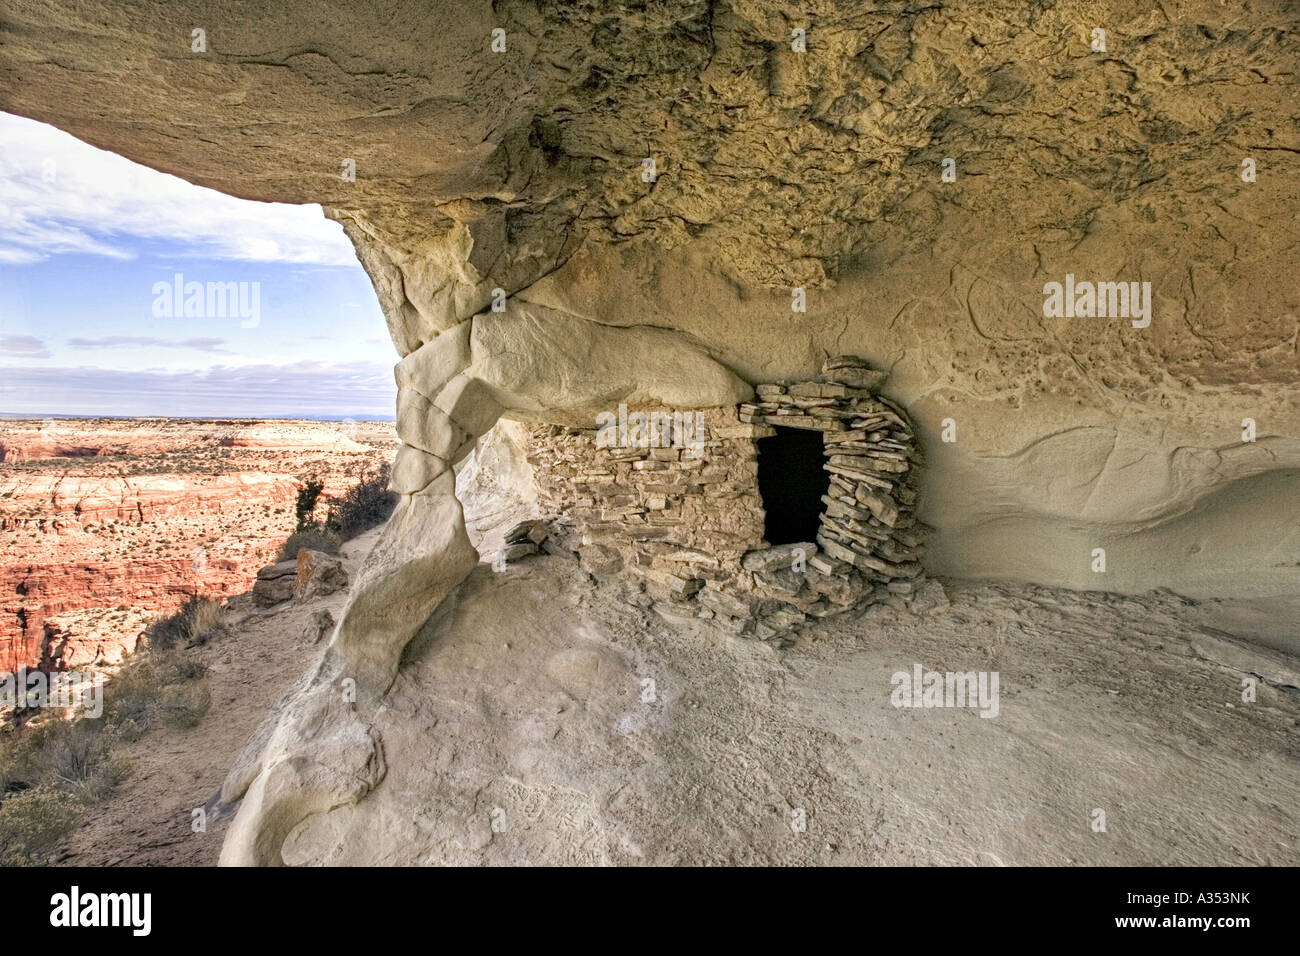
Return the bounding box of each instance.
[4,0,1298,864]
[4,0,1295,599]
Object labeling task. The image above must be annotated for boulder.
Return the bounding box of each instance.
[294,549,349,602]
[252,560,298,608]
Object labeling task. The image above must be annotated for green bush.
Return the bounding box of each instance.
[159,683,211,730]
[327,464,397,540]
[295,478,325,530]
[277,525,342,560]
[0,787,84,866]
[144,595,224,652]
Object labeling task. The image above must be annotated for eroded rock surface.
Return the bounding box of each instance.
[3,0,1298,865]
[4,0,1295,600]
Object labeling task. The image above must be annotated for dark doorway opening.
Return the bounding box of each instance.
[756,426,830,546]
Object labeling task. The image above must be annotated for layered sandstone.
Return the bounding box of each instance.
[0,419,395,672]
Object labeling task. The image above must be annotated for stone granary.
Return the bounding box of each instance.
[524,355,925,641]
[3,0,1298,866]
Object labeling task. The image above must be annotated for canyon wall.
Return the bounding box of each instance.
[0,420,394,672]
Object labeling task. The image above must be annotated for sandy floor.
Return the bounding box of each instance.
[58,532,1298,866]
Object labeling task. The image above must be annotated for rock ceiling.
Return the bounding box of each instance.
[3,0,1298,593]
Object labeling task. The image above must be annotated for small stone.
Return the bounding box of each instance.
[853,486,899,526]
[696,586,751,619]
[540,537,576,558]
[816,536,860,568]
[824,429,869,444]
[807,553,843,575]
[652,602,702,624]
[761,605,806,629]
[303,609,335,644]
[741,542,818,572]
[753,567,805,597]
[504,519,548,544]
[906,579,949,614]
[579,546,624,574]
[643,568,703,595]
[500,541,538,563]
[824,368,888,390]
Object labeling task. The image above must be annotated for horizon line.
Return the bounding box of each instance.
[0,413,396,422]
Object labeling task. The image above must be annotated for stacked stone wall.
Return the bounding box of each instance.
[522,357,927,641]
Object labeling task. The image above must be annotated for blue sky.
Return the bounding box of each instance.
[0,112,396,419]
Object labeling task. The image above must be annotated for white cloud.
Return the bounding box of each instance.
[0,334,50,358]
[0,112,359,267]
[66,336,233,353]
[0,361,396,418]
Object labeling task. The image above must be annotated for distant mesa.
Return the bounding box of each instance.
[217,423,370,452]
[0,420,373,461]
[0,440,105,462]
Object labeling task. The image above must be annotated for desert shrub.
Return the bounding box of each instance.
[144,595,224,652]
[0,786,83,866]
[327,464,397,540]
[0,735,24,797]
[103,664,162,731]
[143,608,188,653]
[29,719,108,786]
[0,718,131,804]
[277,525,341,560]
[295,478,325,530]
[189,597,223,641]
[152,651,207,685]
[102,649,208,733]
[158,683,211,730]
